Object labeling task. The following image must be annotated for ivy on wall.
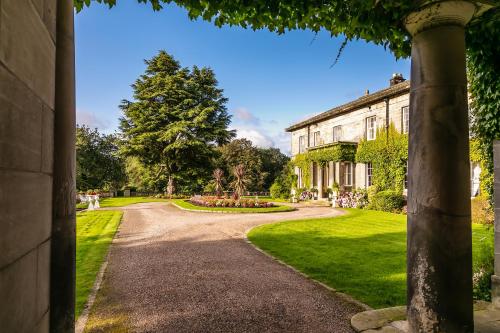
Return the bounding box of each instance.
[292,143,356,189]
[467,9,500,204]
[356,124,408,193]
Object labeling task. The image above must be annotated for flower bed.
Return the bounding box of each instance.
[189,196,274,208]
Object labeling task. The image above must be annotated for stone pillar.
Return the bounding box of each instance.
[318,164,324,199]
[404,1,491,332]
[0,0,56,332]
[50,0,76,332]
[493,140,500,308]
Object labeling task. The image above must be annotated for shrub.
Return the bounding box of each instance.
[188,196,274,209]
[369,190,405,213]
[335,190,368,208]
[367,185,378,203]
[204,181,217,194]
[471,195,494,225]
[270,181,289,200]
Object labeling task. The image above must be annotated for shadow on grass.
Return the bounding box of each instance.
[250,229,408,308]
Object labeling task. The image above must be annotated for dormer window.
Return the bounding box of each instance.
[366,116,377,140]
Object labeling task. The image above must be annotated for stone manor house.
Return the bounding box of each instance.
[286,74,481,200]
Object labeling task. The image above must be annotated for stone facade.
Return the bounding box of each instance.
[0,0,56,332]
[286,77,411,199]
[287,76,480,200]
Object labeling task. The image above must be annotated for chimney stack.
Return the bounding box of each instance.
[390,73,406,86]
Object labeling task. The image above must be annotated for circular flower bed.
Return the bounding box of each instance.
[189,196,274,208]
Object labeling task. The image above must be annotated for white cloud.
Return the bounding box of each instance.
[76,109,110,130]
[233,126,274,147]
[231,107,261,125]
[230,107,292,155]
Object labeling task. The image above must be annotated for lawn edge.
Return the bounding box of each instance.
[170,201,296,214]
[75,211,123,333]
[243,225,373,312]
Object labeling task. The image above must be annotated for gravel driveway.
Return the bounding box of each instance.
[84,202,363,333]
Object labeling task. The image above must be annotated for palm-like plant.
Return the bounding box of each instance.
[213,168,224,197]
[166,176,175,198]
[232,164,248,199]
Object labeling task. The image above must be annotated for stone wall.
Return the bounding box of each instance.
[0,0,56,331]
[290,93,410,156]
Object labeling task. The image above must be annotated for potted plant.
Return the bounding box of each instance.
[311,187,319,200]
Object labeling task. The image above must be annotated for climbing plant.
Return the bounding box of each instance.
[75,0,499,196]
[356,124,408,193]
[467,8,500,203]
[292,143,356,189]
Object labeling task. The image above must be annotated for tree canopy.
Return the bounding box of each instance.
[119,51,235,193]
[75,0,498,59]
[76,125,126,191]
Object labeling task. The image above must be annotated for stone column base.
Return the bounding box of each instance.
[492,275,500,309]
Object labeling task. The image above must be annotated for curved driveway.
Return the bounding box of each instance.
[85,202,363,333]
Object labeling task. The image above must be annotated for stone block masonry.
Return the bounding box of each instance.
[0,0,57,332]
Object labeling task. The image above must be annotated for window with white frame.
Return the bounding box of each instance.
[366,116,377,140]
[313,131,321,146]
[333,126,342,142]
[402,106,409,134]
[299,136,306,153]
[344,162,353,186]
[366,162,373,187]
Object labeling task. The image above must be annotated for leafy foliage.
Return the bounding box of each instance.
[369,190,405,213]
[231,164,248,198]
[74,0,420,58]
[471,195,494,225]
[356,124,408,193]
[124,156,157,191]
[467,9,500,203]
[76,125,126,191]
[292,142,356,189]
[119,51,235,193]
[258,147,290,190]
[270,161,297,199]
[213,168,224,197]
[216,139,263,191]
[76,0,499,199]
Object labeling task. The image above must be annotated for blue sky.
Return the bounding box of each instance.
[75,1,410,154]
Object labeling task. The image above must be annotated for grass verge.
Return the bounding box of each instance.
[247,208,493,308]
[98,197,168,208]
[172,199,296,213]
[76,210,123,318]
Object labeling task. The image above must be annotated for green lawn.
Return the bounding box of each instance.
[98,196,169,207]
[76,210,123,318]
[248,209,493,309]
[172,199,296,213]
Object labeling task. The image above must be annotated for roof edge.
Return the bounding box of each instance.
[285,81,410,132]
